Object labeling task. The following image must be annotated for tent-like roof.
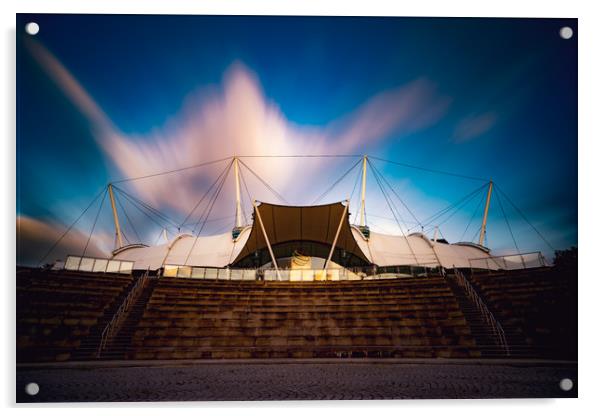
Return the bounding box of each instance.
[351,228,492,269]
[111,201,509,271]
[231,201,371,265]
[112,228,252,270]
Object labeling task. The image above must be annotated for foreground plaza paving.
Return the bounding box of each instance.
[16,360,577,402]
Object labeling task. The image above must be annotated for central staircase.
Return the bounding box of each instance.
[125,275,481,360]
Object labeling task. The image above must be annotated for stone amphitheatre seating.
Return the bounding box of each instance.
[16,268,134,362]
[468,268,577,359]
[129,276,480,360]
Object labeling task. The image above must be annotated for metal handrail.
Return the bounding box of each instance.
[161,264,443,281]
[96,268,150,358]
[468,251,547,272]
[453,268,510,355]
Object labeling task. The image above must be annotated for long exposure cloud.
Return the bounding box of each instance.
[17,215,108,266]
[25,39,451,221]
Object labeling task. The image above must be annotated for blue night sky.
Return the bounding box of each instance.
[16,14,577,265]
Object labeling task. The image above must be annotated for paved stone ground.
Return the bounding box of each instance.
[16,360,577,402]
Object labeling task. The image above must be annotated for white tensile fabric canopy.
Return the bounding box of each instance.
[112,202,498,270]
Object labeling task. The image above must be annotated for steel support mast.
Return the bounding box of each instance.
[358,155,370,239]
[360,155,367,227]
[108,183,124,249]
[234,157,243,228]
[478,181,494,246]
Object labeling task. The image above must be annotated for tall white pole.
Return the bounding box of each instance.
[360,155,367,227]
[479,181,494,246]
[108,184,123,249]
[234,157,243,228]
[324,200,349,272]
[253,200,281,280]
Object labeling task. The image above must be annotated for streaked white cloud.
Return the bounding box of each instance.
[25,39,452,229]
[17,215,109,267]
[24,38,114,134]
[328,78,451,152]
[453,112,498,143]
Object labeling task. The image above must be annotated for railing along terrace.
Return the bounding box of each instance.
[468,251,547,272]
[161,264,443,281]
[453,268,510,355]
[64,255,134,275]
